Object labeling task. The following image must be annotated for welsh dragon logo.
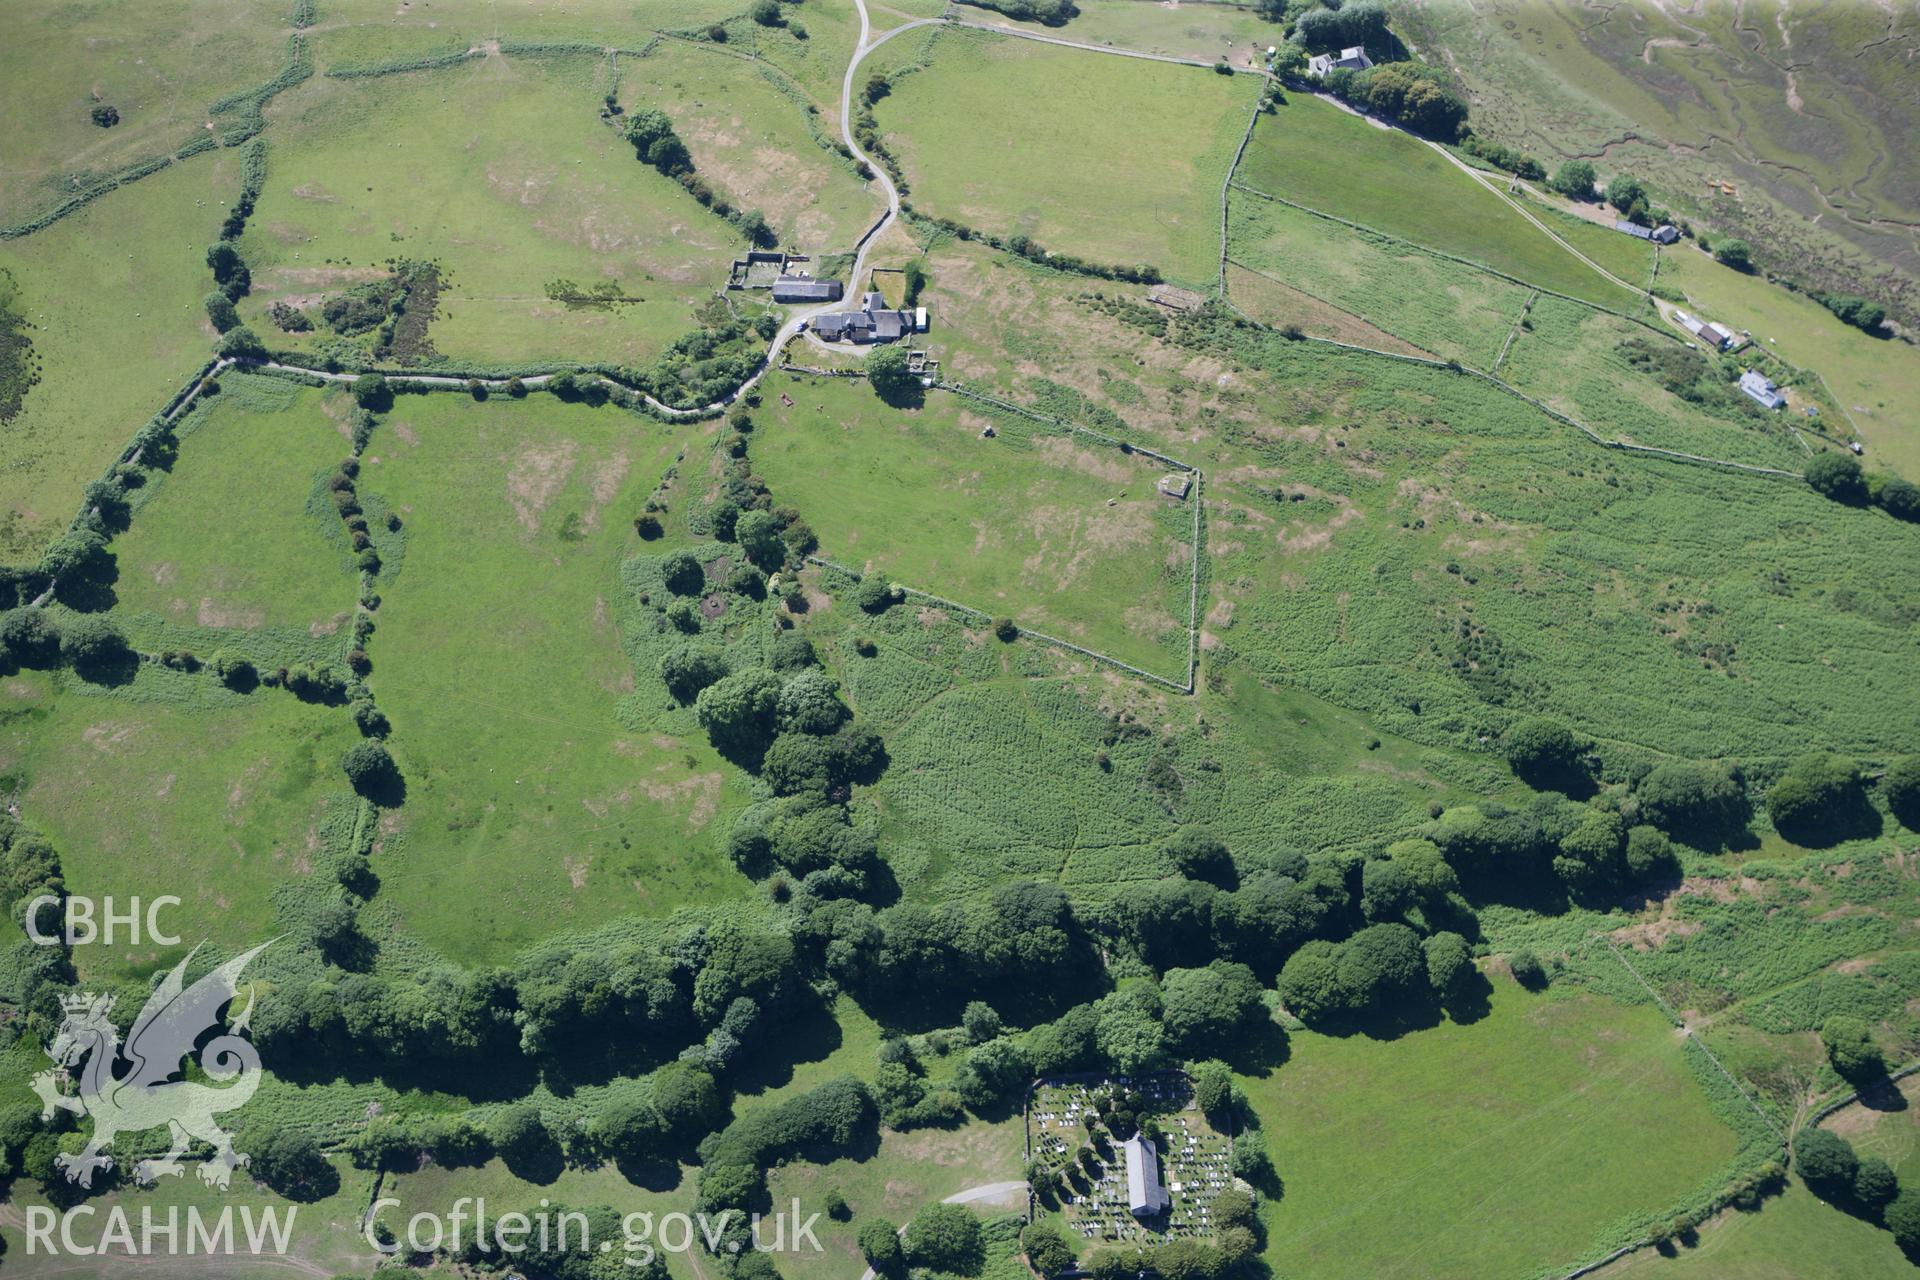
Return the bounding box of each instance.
[31,943,269,1189]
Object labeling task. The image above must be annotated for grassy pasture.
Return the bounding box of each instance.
[1654,246,1920,480]
[1245,983,1740,1280]
[1226,195,1528,367]
[236,58,740,368]
[0,153,238,558]
[0,1157,377,1278]
[1600,1078,1920,1278]
[0,0,289,227]
[1599,1174,1917,1279]
[1236,94,1641,310]
[1529,200,1658,289]
[751,373,1194,676]
[875,29,1257,286]
[766,1114,1027,1280]
[1206,348,1920,762]
[312,0,746,55]
[1496,297,1809,470]
[958,0,1282,68]
[617,41,879,252]
[0,671,364,983]
[108,376,360,637]
[356,393,752,965]
[902,237,1920,764]
[1223,262,1433,358]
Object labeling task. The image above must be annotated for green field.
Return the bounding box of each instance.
[1601,1171,1918,1279]
[768,1116,1027,1280]
[1497,296,1809,470]
[0,153,239,558]
[107,375,361,636]
[0,670,364,982]
[1236,94,1643,310]
[1602,1079,1920,1278]
[876,29,1257,286]
[959,0,1283,67]
[0,1156,376,1278]
[5,4,1920,1275]
[1246,983,1742,1279]
[0,0,290,228]
[619,42,880,253]
[356,392,753,963]
[753,373,1194,676]
[1227,194,1530,367]
[235,58,742,368]
[1653,246,1920,479]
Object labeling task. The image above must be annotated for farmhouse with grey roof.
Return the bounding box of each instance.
[807,288,928,345]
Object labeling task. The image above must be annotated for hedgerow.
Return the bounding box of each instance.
[325,49,484,80]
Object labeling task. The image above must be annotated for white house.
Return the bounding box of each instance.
[1738,369,1787,410]
[1307,46,1373,77]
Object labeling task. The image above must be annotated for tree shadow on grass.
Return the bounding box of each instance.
[71,646,140,687]
[1438,969,1495,1026]
[1855,1076,1909,1114]
[1222,1018,1291,1076]
[501,1134,566,1186]
[726,998,845,1097]
[613,1152,685,1191]
[53,559,119,613]
[1775,797,1883,849]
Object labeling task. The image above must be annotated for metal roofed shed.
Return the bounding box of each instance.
[772,276,843,304]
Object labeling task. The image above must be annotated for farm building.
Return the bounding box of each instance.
[1674,310,1738,351]
[772,276,843,304]
[1307,46,1373,76]
[809,290,928,345]
[1738,369,1787,410]
[1614,220,1679,244]
[1124,1135,1171,1219]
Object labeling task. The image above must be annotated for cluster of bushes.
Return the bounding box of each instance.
[696,1075,877,1217]
[0,815,65,948]
[1795,1124,1920,1254]
[624,109,774,248]
[636,311,777,409]
[268,300,312,332]
[1547,159,1598,201]
[955,0,1079,26]
[0,607,132,682]
[1806,453,1920,523]
[1323,61,1467,139]
[1292,0,1388,52]
[1459,134,1545,181]
[794,878,1100,1022]
[324,455,386,573]
[249,913,804,1086]
[1617,336,1766,418]
[1816,292,1886,333]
